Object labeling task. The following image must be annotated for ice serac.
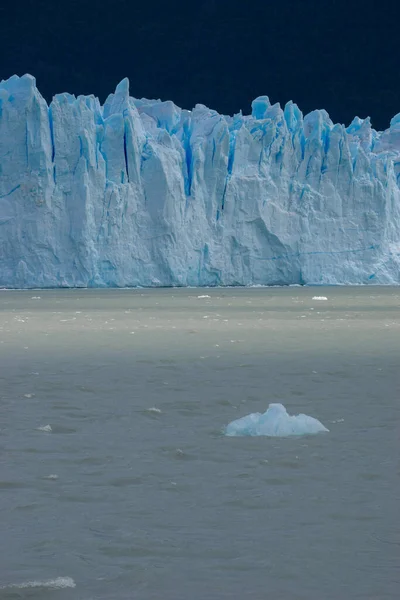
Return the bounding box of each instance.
[1,73,400,288]
[224,403,329,437]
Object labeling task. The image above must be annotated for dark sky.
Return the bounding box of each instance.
[1,0,398,130]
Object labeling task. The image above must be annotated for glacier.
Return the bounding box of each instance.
[224,403,329,437]
[0,73,400,288]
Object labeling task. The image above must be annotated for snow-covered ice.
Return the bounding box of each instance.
[1,74,400,288]
[224,403,329,437]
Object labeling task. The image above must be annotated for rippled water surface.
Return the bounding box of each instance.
[0,287,399,599]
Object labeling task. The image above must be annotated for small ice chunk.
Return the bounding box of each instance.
[31,296,41,300]
[224,403,329,437]
[197,295,211,298]
[43,474,59,480]
[37,424,52,432]
[312,296,328,300]
[2,577,75,590]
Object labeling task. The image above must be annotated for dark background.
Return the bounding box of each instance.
[0,0,398,130]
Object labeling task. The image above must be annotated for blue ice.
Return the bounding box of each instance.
[1,74,400,288]
[224,403,329,437]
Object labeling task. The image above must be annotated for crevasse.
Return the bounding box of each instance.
[0,74,399,288]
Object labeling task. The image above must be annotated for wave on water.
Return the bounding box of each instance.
[1,577,75,590]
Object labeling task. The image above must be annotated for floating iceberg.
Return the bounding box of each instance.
[1,74,400,288]
[37,424,52,432]
[224,403,329,437]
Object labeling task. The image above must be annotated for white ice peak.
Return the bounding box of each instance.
[0,74,399,288]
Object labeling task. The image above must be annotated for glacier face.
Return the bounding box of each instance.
[0,73,400,288]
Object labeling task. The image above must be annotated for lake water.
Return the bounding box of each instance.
[0,287,399,599]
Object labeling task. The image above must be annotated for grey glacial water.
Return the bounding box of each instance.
[0,287,399,600]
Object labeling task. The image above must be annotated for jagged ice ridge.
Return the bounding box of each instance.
[1,74,400,288]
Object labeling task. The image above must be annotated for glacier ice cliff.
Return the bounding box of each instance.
[0,73,400,288]
[224,403,329,437]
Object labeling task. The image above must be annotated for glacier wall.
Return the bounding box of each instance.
[1,73,400,288]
